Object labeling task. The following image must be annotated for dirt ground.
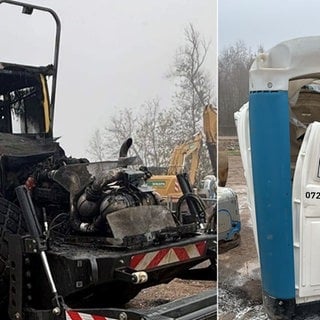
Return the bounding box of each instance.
[218,138,320,320]
[217,143,266,320]
[128,275,215,310]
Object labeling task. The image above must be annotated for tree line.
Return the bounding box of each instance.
[87,24,214,182]
[88,26,261,183]
[218,41,263,136]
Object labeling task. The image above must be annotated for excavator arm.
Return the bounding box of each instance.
[203,104,228,187]
[203,104,217,176]
[167,132,203,186]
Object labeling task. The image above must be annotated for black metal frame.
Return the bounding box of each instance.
[0,0,61,136]
[9,184,215,319]
[7,233,217,320]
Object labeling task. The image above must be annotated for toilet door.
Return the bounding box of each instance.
[293,121,320,303]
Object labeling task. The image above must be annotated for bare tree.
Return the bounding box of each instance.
[218,41,261,135]
[88,101,174,166]
[135,99,162,166]
[107,108,136,141]
[166,24,214,183]
[153,109,179,168]
[168,23,214,139]
[87,129,106,161]
[87,108,137,161]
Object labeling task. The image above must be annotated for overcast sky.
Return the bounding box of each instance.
[0,0,217,160]
[219,0,320,53]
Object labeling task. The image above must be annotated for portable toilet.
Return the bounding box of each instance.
[235,36,320,319]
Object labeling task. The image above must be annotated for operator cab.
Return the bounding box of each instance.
[0,63,60,200]
[0,62,53,138]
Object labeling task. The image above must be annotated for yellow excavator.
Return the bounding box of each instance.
[147,104,229,203]
[147,131,203,204]
[167,131,203,185]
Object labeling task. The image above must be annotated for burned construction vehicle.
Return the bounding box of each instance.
[0,1,216,320]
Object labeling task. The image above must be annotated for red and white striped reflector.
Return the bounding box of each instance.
[174,181,181,192]
[130,241,207,270]
[66,310,117,320]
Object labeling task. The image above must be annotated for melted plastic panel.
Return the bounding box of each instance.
[51,157,139,195]
[106,205,176,239]
[0,133,58,156]
[293,122,320,303]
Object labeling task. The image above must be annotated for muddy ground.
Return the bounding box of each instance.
[128,274,215,310]
[218,146,266,320]
[218,138,320,320]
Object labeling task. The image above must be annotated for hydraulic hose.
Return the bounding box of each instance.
[176,173,208,228]
[176,192,207,227]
